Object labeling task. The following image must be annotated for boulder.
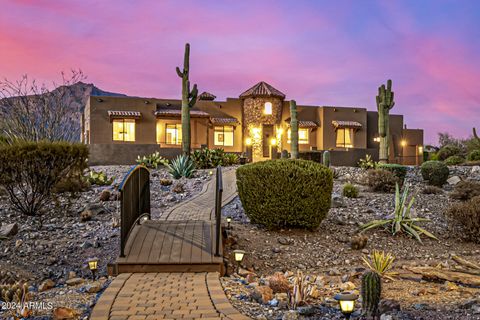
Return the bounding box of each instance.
[38,279,55,292]
[0,223,19,238]
[65,278,84,286]
[53,307,78,320]
[84,282,102,293]
[79,203,108,216]
[447,176,462,185]
[251,285,273,304]
[331,194,345,208]
[282,310,299,320]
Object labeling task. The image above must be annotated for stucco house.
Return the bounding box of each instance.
[82,81,423,166]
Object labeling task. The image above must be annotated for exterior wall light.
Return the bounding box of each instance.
[418,146,423,153]
[270,138,277,146]
[245,138,252,146]
[373,137,380,143]
[87,257,99,280]
[334,291,358,319]
[233,249,245,273]
[401,140,407,147]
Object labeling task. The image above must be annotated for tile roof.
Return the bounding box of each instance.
[210,117,240,126]
[198,91,217,101]
[107,110,142,119]
[239,81,286,99]
[284,119,319,128]
[332,120,363,129]
[155,109,210,118]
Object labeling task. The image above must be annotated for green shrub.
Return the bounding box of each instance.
[343,183,359,198]
[366,169,399,192]
[236,159,333,229]
[0,141,88,216]
[54,170,90,193]
[191,148,237,168]
[88,170,114,186]
[377,164,408,181]
[429,152,439,161]
[421,161,449,187]
[437,144,463,161]
[450,181,480,201]
[224,153,239,166]
[358,154,377,170]
[168,155,195,179]
[422,186,443,195]
[136,151,168,169]
[447,196,480,243]
[444,155,465,166]
[467,150,480,161]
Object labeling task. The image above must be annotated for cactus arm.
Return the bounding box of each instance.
[189,84,198,108]
[176,67,183,78]
[474,127,479,141]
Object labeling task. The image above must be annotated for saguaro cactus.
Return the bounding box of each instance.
[474,127,479,143]
[176,43,198,156]
[290,100,299,159]
[376,79,395,163]
[361,271,382,318]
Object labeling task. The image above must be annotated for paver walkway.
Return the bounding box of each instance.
[91,168,249,320]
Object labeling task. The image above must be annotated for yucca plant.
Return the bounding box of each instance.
[360,182,437,243]
[362,250,397,281]
[167,155,195,179]
[287,271,310,309]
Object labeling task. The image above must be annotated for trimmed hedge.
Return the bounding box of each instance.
[377,164,408,181]
[421,160,449,187]
[236,159,333,229]
[0,141,88,215]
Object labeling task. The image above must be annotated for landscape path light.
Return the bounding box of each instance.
[226,216,232,229]
[233,249,245,274]
[87,257,99,280]
[334,291,358,319]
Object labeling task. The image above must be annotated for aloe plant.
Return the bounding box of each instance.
[360,183,437,243]
[167,155,195,179]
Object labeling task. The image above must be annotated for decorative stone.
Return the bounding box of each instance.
[0,223,19,238]
[38,279,55,292]
[65,278,84,286]
[340,281,356,291]
[53,307,78,319]
[282,310,299,320]
[331,194,345,208]
[84,282,102,293]
[251,285,273,304]
[447,176,461,185]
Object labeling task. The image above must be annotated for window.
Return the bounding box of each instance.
[214,126,234,146]
[287,128,309,144]
[336,128,354,148]
[264,102,272,115]
[112,119,135,142]
[165,124,182,145]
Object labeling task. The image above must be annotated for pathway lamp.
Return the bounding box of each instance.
[334,291,358,319]
[226,216,232,230]
[233,249,245,274]
[87,257,99,280]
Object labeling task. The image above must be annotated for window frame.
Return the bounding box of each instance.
[214,125,234,147]
[264,102,273,115]
[112,118,136,142]
[335,128,354,148]
[165,123,182,145]
[287,128,309,144]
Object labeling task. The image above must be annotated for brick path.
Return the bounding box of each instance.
[90,167,248,319]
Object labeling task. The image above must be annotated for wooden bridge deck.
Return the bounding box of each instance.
[115,220,224,274]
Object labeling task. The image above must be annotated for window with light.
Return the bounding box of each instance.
[336,128,354,148]
[214,126,234,146]
[112,119,135,142]
[165,124,182,145]
[264,102,272,115]
[287,128,309,144]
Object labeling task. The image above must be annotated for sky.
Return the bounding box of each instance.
[1,0,479,144]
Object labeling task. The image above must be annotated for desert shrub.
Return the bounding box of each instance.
[358,154,377,170]
[437,144,463,161]
[0,141,88,216]
[159,178,173,186]
[464,160,480,166]
[467,150,480,161]
[167,155,195,179]
[366,169,399,192]
[343,183,359,198]
[422,185,443,195]
[446,196,480,243]
[421,161,449,187]
[54,170,90,193]
[191,148,237,168]
[450,181,480,201]
[444,155,465,166]
[377,164,408,181]
[223,153,239,166]
[236,159,333,229]
[88,170,114,186]
[136,151,168,169]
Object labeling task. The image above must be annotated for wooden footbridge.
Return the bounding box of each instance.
[111,165,227,275]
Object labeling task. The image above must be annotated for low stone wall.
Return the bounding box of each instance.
[88,144,182,165]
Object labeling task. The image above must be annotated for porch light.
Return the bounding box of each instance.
[373,137,380,142]
[233,249,245,273]
[334,291,358,319]
[418,146,423,153]
[401,140,407,147]
[245,138,252,146]
[87,257,99,280]
[277,128,284,135]
[270,138,277,146]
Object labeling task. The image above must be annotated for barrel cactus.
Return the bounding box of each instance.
[361,271,382,318]
[323,150,330,167]
[376,80,395,163]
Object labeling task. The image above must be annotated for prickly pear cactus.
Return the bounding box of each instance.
[322,150,330,167]
[361,271,382,317]
[376,80,395,163]
[176,43,198,155]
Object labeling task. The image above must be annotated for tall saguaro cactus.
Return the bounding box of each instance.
[376,79,395,163]
[290,100,299,159]
[176,43,198,155]
[473,127,480,143]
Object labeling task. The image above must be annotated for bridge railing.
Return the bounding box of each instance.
[118,165,151,257]
[214,166,223,257]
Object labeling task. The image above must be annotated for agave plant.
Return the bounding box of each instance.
[360,182,437,243]
[167,155,195,179]
[362,250,397,281]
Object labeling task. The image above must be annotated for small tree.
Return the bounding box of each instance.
[176,43,198,155]
[0,70,85,143]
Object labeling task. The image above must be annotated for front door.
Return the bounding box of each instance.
[262,125,274,158]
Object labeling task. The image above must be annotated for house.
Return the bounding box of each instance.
[82,81,423,166]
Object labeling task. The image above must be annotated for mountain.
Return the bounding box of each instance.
[61,81,126,113]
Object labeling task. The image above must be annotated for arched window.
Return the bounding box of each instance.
[264,102,272,115]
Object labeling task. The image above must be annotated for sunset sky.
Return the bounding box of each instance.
[1,0,479,144]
